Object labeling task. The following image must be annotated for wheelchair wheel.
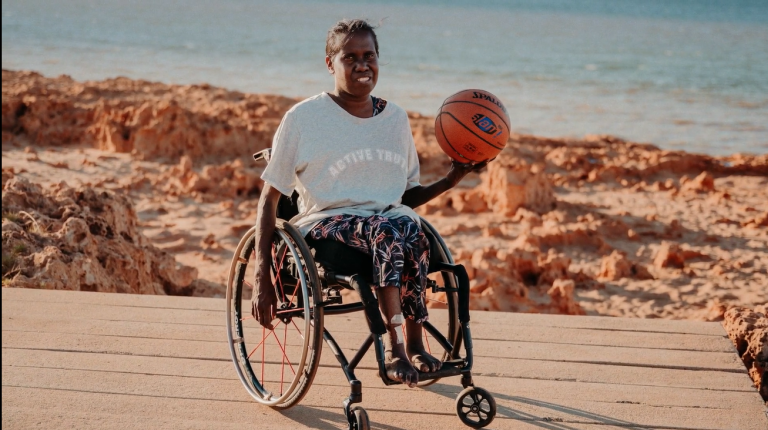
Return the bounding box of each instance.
[226,220,324,409]
[350,406,370,430]
[455,386,496,428]
[418,218,460,387]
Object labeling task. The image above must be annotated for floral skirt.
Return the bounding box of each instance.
[308,214,430,322]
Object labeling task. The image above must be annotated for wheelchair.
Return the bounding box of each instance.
[225,149,496,429]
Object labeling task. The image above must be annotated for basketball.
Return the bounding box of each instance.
[434,89,510,163]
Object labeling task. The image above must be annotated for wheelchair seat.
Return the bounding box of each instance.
[280,190,445,282]
[307,237,374,281]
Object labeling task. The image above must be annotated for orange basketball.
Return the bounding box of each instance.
[435,89,510,163]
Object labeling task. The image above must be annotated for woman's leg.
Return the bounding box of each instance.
[391,217,442,373]
[309,215,419,386]
[377,286,419,387]
[365,217,421,386]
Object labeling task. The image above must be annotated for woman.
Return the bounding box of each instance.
[252,19,484,387]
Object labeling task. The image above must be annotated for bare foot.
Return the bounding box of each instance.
[407,345,442,373]
[385,350,419,387]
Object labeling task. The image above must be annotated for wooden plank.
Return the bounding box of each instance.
[3,288,766,430]
[2,311,734,353]
[2,287,727,336]
[3,346,755,393]
[2,386,652,430]
[0,326,744,373]
[3,365,764,430]
[3,348,761,411]
[2,294,734,356]
[1,287,224,311]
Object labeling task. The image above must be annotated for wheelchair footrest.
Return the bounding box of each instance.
[417,365,464,382]
[439,359,465,368]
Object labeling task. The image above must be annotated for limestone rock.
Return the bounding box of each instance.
[723,307,767,401]
[547,279,585,315]
[1,176,198,295]
[680,171,715,194]
[479,160,555,216]
[598,250,654,281]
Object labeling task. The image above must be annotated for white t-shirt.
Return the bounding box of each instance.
[261,92,421,236]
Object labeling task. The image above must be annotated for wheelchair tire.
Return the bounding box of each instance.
[455,386,496,428]
[226,220,324,409]
[350,406,370,430]
[417,218,461,387]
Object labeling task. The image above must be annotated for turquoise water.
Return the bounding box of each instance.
[2,0,767,155]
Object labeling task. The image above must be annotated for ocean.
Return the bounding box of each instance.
[2,0,767,155]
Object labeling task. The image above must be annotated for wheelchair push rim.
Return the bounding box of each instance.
[226,222,323,407]
[417,217,460,387]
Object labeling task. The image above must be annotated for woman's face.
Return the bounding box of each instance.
[326,31,378,98]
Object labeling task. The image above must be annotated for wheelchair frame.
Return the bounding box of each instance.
[225,149,496,429]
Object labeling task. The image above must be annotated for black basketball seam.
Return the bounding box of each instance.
[439,111,505,151]
[441,100,510,130]
[442,88,509,114]
[437,113,471,162]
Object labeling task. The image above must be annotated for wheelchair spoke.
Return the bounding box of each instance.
[247,322,280,359]
[292,320,304,339]
[280,323,288,395]
[423,327,432,354]
[261,327,266,384]
[270,329,296,375]
[271,244,288,299]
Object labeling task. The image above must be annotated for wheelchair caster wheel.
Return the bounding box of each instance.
[455,386,496,428]
[350,406,370,430]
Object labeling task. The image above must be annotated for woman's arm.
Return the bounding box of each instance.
[251,184,284,329]
[401,160,488,209]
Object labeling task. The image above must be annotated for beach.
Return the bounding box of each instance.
[3,69,767,318]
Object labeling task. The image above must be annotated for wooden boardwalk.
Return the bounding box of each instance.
[2,288,766,430]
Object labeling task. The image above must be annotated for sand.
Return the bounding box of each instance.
[2,70,767,322]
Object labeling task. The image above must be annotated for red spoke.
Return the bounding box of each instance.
[270,330,296,375]
[247,323,280,359]
[423,327,432,354]
[291,320,304,338]
[261,327,266,384]
[272,244,289,301]
[286,255,303,305]
[280,323,288,395]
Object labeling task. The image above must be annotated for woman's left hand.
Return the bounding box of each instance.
[446,158,493,187]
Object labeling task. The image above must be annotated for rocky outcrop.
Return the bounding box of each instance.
[598,250,653,281]
[2,175,201,295]
[479,160,555,216]
[2,70,298,163]
[680,171,715,194]
[723,306,768,402]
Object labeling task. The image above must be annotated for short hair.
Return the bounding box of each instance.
[325,19,379,59]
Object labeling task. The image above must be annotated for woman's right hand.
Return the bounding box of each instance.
[252,271,278,329]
